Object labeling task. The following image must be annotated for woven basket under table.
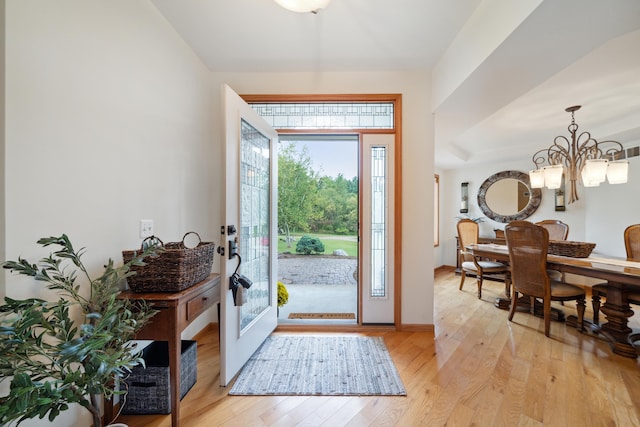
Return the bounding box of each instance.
[123,232,215,292]
[548,240,596,258]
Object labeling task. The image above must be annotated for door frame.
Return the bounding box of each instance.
[241,94,403,328]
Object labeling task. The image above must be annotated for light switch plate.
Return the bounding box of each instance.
[140,219,154,238]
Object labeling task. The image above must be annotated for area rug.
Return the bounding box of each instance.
[229,335,406,396]
[288,312,356,319]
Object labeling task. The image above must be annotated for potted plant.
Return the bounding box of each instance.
[277,281,289,315]
[0,234,159,427]
[455,215,485,223]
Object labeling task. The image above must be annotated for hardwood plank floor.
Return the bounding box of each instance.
[117,268,640,426]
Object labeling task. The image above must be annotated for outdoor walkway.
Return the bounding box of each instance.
[278,255,357,286]
[277,255,357,323]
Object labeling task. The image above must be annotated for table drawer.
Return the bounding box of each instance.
[186,288,217,322]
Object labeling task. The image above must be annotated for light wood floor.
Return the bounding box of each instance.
[118,268,640,427]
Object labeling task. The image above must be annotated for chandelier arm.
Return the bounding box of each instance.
[550,134,580,203]
[531,149,549,169]
[548,135,571,166]
[574,131,600,174]
[598,139,626,159]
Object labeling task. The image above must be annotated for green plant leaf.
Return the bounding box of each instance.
[1,234,160,426]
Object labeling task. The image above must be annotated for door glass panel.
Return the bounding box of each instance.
[370,146,387,298]
[240,119,271,331]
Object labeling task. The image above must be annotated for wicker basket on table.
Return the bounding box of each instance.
[123,232,215,292]
[548,240,596,258]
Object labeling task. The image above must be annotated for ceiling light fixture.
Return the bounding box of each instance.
[273,0,331,14]
[529,105,628,204]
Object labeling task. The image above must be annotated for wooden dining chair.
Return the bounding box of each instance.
[535,219,569,240]
[592,224,640,324]
[536,220,569,282]
[505,221,585,337]
[457,219,510,299]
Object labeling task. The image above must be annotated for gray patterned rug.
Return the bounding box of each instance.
[228,335,406,396]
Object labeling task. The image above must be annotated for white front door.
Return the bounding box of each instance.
[220,84,278,386]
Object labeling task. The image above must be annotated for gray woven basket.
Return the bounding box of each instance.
[121,340,197,415]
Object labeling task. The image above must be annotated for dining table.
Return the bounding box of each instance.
[466,243,640,358]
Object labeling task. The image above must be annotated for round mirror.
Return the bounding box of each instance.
[477,170,542,223]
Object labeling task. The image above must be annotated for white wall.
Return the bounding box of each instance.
[5,2,216,425]
[436,154,640,269]
[211,71,435,326]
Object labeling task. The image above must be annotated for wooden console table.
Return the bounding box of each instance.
[109,273,221,426]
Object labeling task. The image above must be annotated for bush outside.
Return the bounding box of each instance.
[296,235,325,255]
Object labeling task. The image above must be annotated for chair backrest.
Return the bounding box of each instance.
[625,224,640,261]
[457,219,479,262]
[457,219,479,248]
[535,220,569,240]
[505,221,550,300]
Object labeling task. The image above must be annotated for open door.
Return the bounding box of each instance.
[220,84,278,386]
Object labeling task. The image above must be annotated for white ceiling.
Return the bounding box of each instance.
[151,0,640,170]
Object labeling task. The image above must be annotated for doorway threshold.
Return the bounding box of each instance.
[276,323,396,333]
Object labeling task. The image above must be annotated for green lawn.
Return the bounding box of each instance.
[278,233,358,257]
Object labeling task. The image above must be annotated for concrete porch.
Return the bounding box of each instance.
[277,255,358,324]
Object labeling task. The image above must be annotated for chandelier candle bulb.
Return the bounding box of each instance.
[581,167,600,187]
[606,160,629,184]
[584,159,609,184]
[543,164,564,189]
[529,169,545,188]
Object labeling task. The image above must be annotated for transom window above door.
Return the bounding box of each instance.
[249,102,395,129]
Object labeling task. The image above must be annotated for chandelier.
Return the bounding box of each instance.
[529,105,629,204]
[273,0,331,13]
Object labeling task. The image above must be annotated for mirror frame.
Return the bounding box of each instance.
[477,170,542,223]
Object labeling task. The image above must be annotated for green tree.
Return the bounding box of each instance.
[278,143,320,247]
[312,174,358,234]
